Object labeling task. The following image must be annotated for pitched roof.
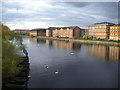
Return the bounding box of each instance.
[14,29,29,31]
[48,26,80,30]
[94,22,115,25]
[111,24,120,26]
[30,28,47,31]
[88,22,115,27]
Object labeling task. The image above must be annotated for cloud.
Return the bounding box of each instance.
[64,2,92,7]
[2,1,118,30]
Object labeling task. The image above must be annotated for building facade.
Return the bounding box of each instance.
[109,24,120,41]
[46,27,55,37]
[14,29,29,35]
[29,28,47,36]
[88,22,115,39]
[46,26,81,38]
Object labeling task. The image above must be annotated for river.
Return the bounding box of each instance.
[23,37,119,88]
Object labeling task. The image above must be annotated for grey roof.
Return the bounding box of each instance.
[30,28,47,31]
[48,26,80,30]
[87,22,115,27]
[94,22,115,25]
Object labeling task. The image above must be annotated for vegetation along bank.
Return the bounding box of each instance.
[1,23,30,89]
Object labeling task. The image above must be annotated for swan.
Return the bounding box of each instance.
[28,76,31,78]
[46,66,49,69]
[46,65,49,69]
[55,70,59,74]
[70,52,74,55]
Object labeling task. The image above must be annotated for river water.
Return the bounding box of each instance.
[23,37,119,88]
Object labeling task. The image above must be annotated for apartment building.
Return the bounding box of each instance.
[46,26,81,38]
[14,29,29,35]
[29,28,47,36]
[88,22,115,39]
[109,24,120,41]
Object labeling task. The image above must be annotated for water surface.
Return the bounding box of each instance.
[23,37,119,88]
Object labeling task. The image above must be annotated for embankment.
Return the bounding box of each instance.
[2,49,30,90]
[37,36,120,46]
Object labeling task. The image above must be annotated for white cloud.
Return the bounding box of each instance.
[2,1,118,30]
[5,21,66,30]
[60,14,67,17]
[40,17,54,20]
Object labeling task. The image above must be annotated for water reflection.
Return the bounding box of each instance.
[46,40,81,52]
[29,38,119,62]
[88,45,120,62]
[25,37,118,88]
[30,38,46,43]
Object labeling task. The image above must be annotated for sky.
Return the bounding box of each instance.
[2,0,119,30]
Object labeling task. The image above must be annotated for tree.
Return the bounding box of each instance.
[1,23,22,83]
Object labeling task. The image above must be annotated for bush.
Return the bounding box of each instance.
[1,23,23,83]
[83,35,93,40]
[97,38,106,41]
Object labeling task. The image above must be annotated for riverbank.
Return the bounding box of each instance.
[34,36,120,46]
[2,49,30,90]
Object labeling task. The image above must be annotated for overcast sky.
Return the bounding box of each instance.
[2,0,118,30]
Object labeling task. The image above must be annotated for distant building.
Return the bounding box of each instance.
[80,29,85,36]
[14,29,29,35]
[80,28,89,36]
[85,29,89,35]
[109,24,120,41]
[88,22,115,39]
[29,28,47,36]
[46,26,82,38]
[46,27,55,37]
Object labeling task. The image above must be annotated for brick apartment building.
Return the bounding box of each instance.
[14,29,29,35]
[88,22,115,39]
[109,24,120,41]
[46,26,82,38]
[29,28,47,36]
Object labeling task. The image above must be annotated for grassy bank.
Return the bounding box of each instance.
[1,23,23,83]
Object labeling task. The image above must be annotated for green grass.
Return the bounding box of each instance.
[1,23,23,84]
[2,41,23,83]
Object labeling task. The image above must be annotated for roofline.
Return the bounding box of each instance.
[48,26,80,30]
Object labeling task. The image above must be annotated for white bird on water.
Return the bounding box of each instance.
[46,65,49,69]
[28,76,31,78]
[70,53,74,55]
[55,70,59,75]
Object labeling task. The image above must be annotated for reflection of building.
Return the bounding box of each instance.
[109,24,120,41]
[46,26,82,38]
[88,22,115,39]
[29,38,46,43]
[29,38,38,43]
[14,29,29,35]
[109,46,120,62]
[88,45,109,60]
[29,28,47,36]
[88,45,120,62]
[46,40,81,51]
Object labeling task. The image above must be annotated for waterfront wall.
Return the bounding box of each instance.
[37,36,120,46]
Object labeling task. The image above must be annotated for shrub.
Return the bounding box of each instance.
[1,23,23,83]
[83,35,93,40]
